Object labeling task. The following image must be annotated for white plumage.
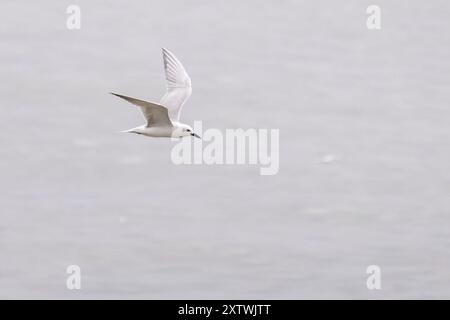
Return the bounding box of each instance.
[111,48,200,139]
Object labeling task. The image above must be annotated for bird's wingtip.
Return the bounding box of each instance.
[161,47,171,55]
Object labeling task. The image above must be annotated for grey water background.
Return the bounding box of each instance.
[1,0,450,299]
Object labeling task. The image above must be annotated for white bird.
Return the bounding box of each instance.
[111,48,200,139]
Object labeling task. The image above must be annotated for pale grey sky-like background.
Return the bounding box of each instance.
[1,0,450,299]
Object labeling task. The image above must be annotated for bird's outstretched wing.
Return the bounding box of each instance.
[160,48,192,122]
[110,93,173,127]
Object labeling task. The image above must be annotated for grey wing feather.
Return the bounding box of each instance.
[160,48,192,122]
[110,93,173,127]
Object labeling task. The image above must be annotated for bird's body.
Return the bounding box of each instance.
[122,125,173,137]
[111,48,200,139]
[122,122,191,138]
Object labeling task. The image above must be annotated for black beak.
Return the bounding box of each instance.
[191,133,201,139]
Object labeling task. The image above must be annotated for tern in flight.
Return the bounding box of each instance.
[111,48,200,139]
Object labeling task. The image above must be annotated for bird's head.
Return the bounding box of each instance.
[176,124,201,139]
